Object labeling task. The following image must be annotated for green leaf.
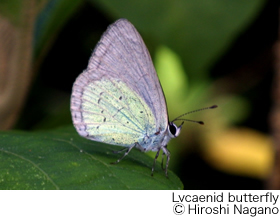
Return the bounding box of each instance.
[0,126,183,189]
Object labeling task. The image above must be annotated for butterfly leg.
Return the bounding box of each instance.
[161,151,166,170]
[161,146,170,178]
[112,147,127,154]
[110,144,135,164]
[151,148,161,177]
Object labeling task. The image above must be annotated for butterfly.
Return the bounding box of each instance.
[71,18,217,177]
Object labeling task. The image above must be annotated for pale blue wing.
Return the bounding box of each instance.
[71,19,168,147]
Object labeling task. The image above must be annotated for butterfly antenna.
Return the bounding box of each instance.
[171,105,218,125]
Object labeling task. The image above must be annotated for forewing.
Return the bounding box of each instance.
[71,19,168,146]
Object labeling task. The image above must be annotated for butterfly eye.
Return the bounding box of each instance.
[168,122,183,138]
[168,122,178,137]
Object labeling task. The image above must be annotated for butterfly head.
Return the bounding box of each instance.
[168,121,184,138]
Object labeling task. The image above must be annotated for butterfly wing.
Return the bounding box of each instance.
[71,19,168,147]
